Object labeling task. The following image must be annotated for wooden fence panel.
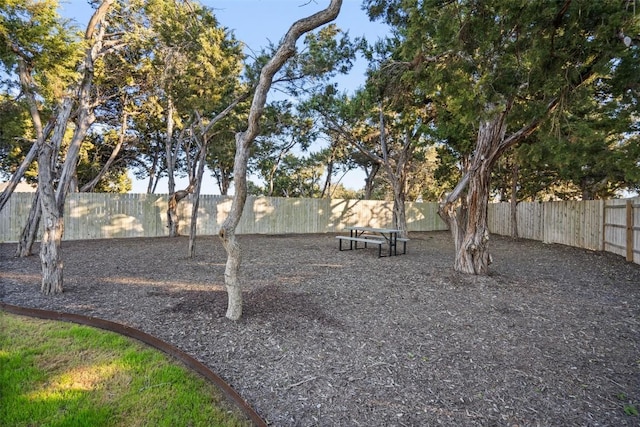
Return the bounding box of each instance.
[0,192,35,242]
[488,201,545,241]
[2,192,637,265]
[66,193,168,239]
[487,203,511,236]
[604,198,640,263]
[0,194,442,242]
[406,201,448,232]
[604,199,628,258]
[517,202,545,241]
[489,200,602,251]
[181,194,224,236]
[542,200,603,250]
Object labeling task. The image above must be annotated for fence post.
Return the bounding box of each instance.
[626,200,634,262]
[600,200,606,251]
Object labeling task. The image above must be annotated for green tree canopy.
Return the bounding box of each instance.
[364,0,640,273]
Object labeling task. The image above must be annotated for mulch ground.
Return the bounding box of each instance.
[1,231,639,426]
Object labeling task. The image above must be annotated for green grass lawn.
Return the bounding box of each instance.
[0,311,252,427]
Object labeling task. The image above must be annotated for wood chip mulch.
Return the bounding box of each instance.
[1,231,639,426]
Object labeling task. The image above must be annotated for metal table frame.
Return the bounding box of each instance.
[344,226,401,257]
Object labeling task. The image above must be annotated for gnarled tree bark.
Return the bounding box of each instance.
[38,0,114,294]
[438,98,557,274]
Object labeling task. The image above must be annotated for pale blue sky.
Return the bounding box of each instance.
[60,0,389,93]
[58,0,388,193]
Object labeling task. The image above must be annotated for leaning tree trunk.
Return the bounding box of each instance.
[218,0,342,321]
[12,47,49,256]
[363,163,380,200]
[39,0,113,294]
[188,95,247,257]
[219,132,250,320]
[81,111,128,192]
[0,138,42,213]
[15,190,41,257]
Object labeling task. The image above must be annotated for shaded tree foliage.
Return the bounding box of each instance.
[365,0,640,274]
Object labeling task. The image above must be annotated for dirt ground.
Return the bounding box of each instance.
[1,231,639,426]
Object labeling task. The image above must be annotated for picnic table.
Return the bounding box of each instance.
[336,226,408,257]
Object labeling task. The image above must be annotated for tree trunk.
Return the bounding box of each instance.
[377,109,411,238]
[81,111,128,192]
[167,195,179,236]
[320,143,338,198]
[219,132,249,321]
[15,190,41,257]
[222,230,243,317]
[457,160,492,274]
[440,171,493,274]
[0,138,41,213]
[189,141,208,258]
[363,163,380,199]
[38,0,113,294]
[146,150,159,194]
[392,132,413,238]
[215,170,231,195]
[439,98,557,274]
[188,188,201,258]
[167,183,194,236]
[37,95,74,293]
[510,161,519,238]
[218,0,342,321]
[266,138,297,196]
[439,114,507,274]
[164,98,180,236]
[391,180,408,237]
[38,119,66,294]
[12,42,48,257]
[39,205,64,295]
[320,160,334,198]
[213,162,232,196]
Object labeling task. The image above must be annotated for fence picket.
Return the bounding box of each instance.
[1,193,638,265]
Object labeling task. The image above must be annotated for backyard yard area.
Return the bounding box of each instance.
[1,231,639,426]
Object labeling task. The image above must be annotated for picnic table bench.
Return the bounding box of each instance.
[336,226,409,257]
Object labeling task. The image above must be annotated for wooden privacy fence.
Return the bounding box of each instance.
[488,198,640,264]
[488,200,605,250]
[603,199,640,264]
[0,192,447,242]
[1,193,638,265]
